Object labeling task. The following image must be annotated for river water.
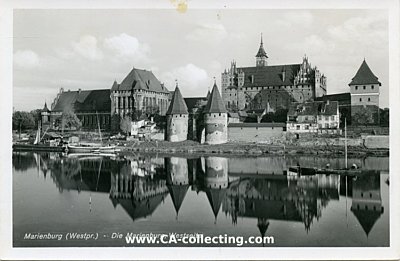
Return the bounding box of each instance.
[12,152,389,247]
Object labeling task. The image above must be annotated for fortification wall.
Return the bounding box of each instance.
[363,135,389,149]
[228,126,285,143]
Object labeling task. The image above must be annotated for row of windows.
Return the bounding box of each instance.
[240,85,311,91]
[355,85,375,90]
[359,97,372,102]
[317,115,336,121]
[81,115,110,126]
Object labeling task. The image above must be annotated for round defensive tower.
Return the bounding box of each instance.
[203,82,228,144]
[166,86,189,142]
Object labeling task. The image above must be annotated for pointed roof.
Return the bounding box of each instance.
[112,67,169,93]
[205,188,226,218]
[166,86,189,115]
[204,83,227,113]
[349,59,381,85]
[255,34,268,58]
[168,184,189,214]
[42,102,50,112]
[351,209,382,236]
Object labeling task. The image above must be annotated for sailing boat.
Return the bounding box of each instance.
[67,112,117,154]
[13,121,66,152]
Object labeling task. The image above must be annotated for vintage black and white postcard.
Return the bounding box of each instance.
[0,0,399,260]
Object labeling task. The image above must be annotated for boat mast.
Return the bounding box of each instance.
[344,117,347,169]
[96,111,102,143]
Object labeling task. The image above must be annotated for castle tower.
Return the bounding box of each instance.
[166,85,189,142]
[349,59,381,125]
[255,33,268,67]
[203,82,228,144]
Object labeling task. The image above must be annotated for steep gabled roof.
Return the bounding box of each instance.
[113,68,169,93]
[204,83,227,114]
[51,89,111,112]
[166,87,189,115]
[75,89,112,112]
[349,60,381,85]
[239,64,301,87]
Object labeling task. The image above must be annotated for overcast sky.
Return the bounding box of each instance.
[13,9,388,111]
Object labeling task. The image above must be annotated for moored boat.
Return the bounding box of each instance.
[13,143,65,152]
[67,144,117,153]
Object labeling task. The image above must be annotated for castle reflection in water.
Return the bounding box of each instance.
[12,152,385,238]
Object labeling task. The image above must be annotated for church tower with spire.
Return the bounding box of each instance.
[166,84,189,142]
[255,33,268,67]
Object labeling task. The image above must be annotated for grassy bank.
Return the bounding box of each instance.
[116,140,389,157]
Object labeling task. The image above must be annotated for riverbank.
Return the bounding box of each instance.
[117,140,389,157]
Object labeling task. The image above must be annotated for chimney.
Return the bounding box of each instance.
[282,70,286,82]
[78,88,82,94]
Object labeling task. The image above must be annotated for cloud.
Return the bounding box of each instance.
[275,11,314,28]
[328,15,387,48]
[103,33,151,63]
[285,34,335,56]
[161,63,209,96]
[14,50,40,69]
[72,35,103,61]
[186,23,228,43]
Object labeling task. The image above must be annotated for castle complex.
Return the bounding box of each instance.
[221,35,327,112]
[40,35,383,137]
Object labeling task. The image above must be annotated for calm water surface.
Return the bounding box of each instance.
[13,152,389,247]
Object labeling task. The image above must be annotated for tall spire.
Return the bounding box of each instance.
[256,33,268,58]
[256,33,268,67]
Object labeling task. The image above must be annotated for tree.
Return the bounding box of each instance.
[12,111,35,130]
[111,114,121,132]
[351,106,375,126]
[380,108,389,127]
[261,108,288,123]
[120,115,132,135]
[55,109,82,130]
[30,109,42,127]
